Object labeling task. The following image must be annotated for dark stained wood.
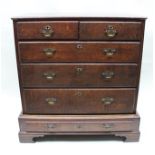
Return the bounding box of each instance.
[12,17,145,142]
[134,21,146,111]
[16,21,78,40]
[22,88,136,114]
[80,21,143,40]
[19,113,140,132]
[20,63,138,87]
[18,41,140,63]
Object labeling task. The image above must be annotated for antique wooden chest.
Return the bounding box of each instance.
[13,17,145,142]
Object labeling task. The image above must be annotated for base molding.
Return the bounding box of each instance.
[19,131,140,143]
[18,113,140,143]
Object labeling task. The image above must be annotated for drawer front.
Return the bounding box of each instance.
[23,88,136,114]
[80,21,143,40]
[19,114,140,132]
[20,120,136,132]
[21,64,138,87]
[19,42,140,63]
[16,21,78,40]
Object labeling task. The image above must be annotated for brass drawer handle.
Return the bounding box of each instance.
[46,97,57,105]
[43,72,56,80]
[105,25,117,38]
[43,48,56,56]
[101,71,114,79]
[101,97,114,105]
[103,123,113,129]
[76,67,83,75]
[41,25,54,38]
[103,48,116,56]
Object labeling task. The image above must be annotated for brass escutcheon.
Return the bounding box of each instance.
[105,25,117,38]
[41,25,54,38]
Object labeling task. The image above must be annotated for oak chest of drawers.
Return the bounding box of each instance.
[13,17,146,142]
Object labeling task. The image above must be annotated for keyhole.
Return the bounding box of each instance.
[108,25,113,29]
[75,91,82,96]
[45,25,51,30]
[77,44,83,49]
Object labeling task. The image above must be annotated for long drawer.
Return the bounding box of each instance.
[21,63,138,87]
[18,42,140,63]
[19,114,140,132]
[22,88,136,114]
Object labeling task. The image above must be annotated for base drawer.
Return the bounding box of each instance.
[19,114,140,132]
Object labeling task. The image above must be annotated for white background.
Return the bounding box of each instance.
[0,0,154,155]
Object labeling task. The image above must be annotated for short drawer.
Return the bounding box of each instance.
[80,21,143,40]
[16,21,78,40]
[21,63,138,87]
[19,114,140,132]
[18,42,140,63]
[23,88,136,114]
